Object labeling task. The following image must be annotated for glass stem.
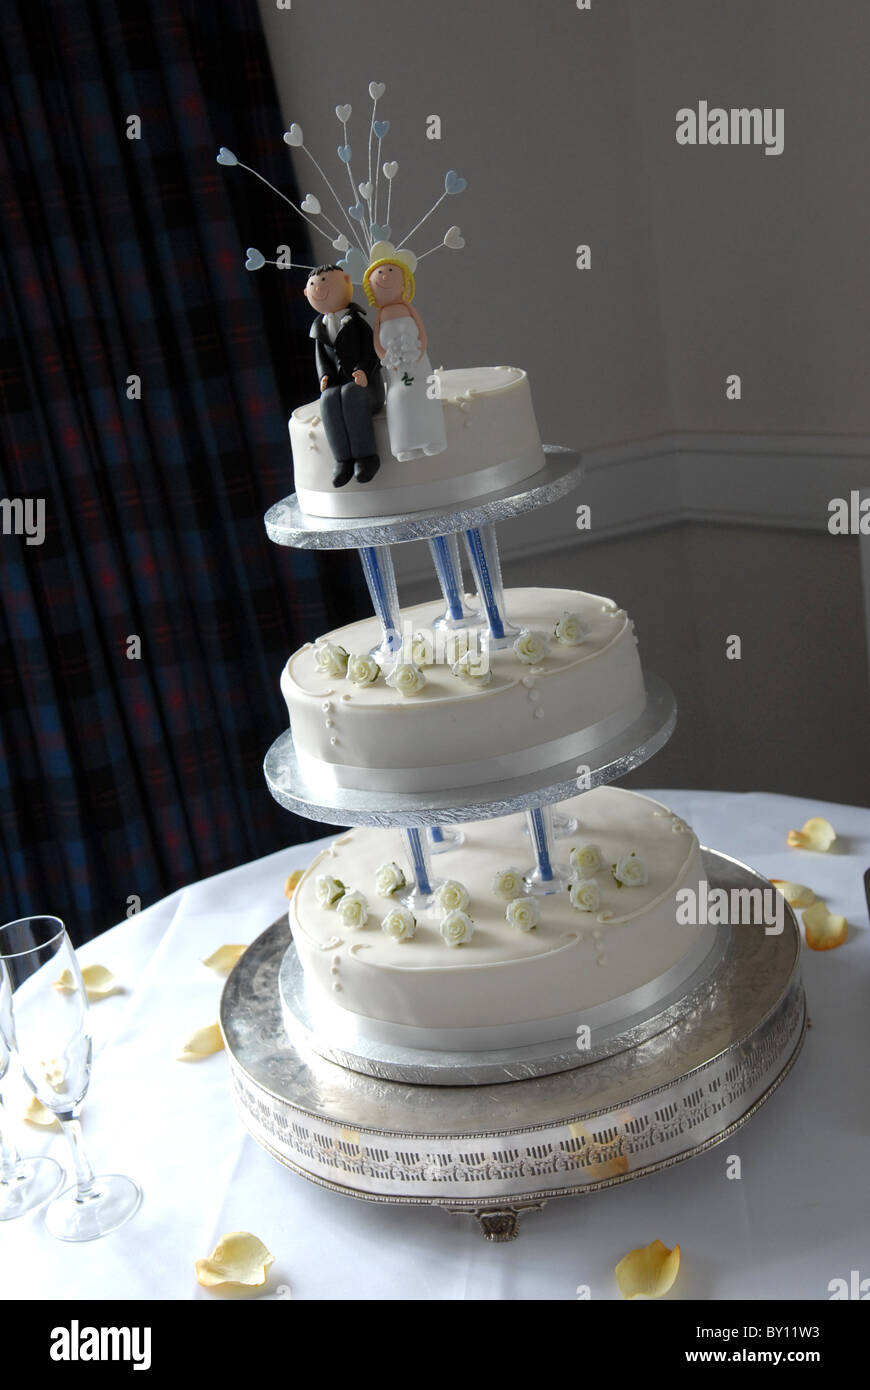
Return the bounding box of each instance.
[0,1098,23,1183]
[58,1117,99,1203]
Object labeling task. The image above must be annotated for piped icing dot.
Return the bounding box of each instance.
[329,964,339,975]
[332,982,342,992]
[322,701,332,713]
[534,708,545,719]
[341,693,351,702]
[521,676,534,689]
[529,690,540,703]
[325,719,333,727]
[596,955,607,967]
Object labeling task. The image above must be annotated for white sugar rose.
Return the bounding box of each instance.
[385,662,426,697]
[492,868,522,899]
[337,890,369,929]
[569,843,604,875]
[315,874,345,908]
[513,628,551,665]
[452,652,492,688]
[569,878,601,912]
[440,910,474,947]
[410,631,434,667]
[434,879,470,914]
[375,861,407,897]
[346,653,380,687]
[612,852,648,888]
[381,906,417,942]
[505,897,540,932]
[313,642,349,678]
[554,611,588,646]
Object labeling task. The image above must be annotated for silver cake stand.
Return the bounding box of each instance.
[220,848,806,1240]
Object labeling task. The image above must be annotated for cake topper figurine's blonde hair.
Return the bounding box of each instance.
[217,81,468,284]
[362,243,417,305]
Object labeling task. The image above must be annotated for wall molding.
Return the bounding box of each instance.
[392,432,870,586]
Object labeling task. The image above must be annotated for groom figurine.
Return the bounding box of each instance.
[304,266,384,487]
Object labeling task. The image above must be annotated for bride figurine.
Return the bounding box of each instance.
[363,243,447,462]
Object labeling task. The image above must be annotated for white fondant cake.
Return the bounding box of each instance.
[291,366,545,519]
[288,788,711,1051]
[281,587,646,794]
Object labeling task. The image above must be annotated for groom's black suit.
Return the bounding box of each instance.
[310,304,384,470]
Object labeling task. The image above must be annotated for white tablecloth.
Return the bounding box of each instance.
[2,790,867,1301]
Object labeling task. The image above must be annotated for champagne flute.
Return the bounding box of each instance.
[0,916,141,1241]
[0,974,63,1219]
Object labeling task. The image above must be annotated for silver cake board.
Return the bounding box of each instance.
[220,849,806,1240]
[264,673,676,827]
[265,445,583,550]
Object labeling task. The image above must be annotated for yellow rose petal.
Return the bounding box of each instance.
[284,870,304,900]
[787,817,836,852]
[770,880,816,909]
[23,1095,60,1129]
[54,964,120,1001]
[177,1023,224,1061]
[201,944,247,974]
[195,1231,275,1289]
[615,1239,681,1300]
[803,901,848,952]
[40,1058,66,1091]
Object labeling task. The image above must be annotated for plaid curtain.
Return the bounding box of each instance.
[0,0,365,943]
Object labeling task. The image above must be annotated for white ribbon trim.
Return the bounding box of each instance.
[294,695,647,793]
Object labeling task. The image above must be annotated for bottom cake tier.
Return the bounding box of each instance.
[286,787,714,1054]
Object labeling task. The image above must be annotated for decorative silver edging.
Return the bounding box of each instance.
[276,915,729,1085]
[265,446,583,549]
[263,673,676,827]
[220,848,806,1219]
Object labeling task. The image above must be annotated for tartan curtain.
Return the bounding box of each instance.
[0,0,364,943]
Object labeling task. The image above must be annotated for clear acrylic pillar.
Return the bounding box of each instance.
[358,545,403,664]
[523,805,571,895]
[401,827,441,912]
[463,524,519,648]
[428,534,478,629]
[429,825,466,854]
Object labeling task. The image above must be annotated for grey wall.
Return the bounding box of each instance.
[258,0,870,804]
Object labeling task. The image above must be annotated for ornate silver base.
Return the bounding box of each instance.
[220,849,805,1237]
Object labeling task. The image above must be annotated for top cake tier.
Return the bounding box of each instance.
[291,366,545,520]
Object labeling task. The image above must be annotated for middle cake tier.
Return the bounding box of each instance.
[280,586,647,794]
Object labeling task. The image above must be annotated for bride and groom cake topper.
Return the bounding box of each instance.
[217,80,467,486]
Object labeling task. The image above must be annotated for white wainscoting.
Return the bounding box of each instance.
[391,432,870,582]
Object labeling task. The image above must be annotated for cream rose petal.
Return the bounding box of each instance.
[54,964,120,1001]
[195,1232,275,1289]
[770,880,816,909]
[615,1239,681,1300]
[201,945,247,974]
[802,901,848,951]
[786,817,837,852]
[178,1023,225,1062]
[23,1095,60,1129]
[284,869,304,899]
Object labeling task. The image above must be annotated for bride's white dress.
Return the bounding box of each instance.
[379,316,447,461]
